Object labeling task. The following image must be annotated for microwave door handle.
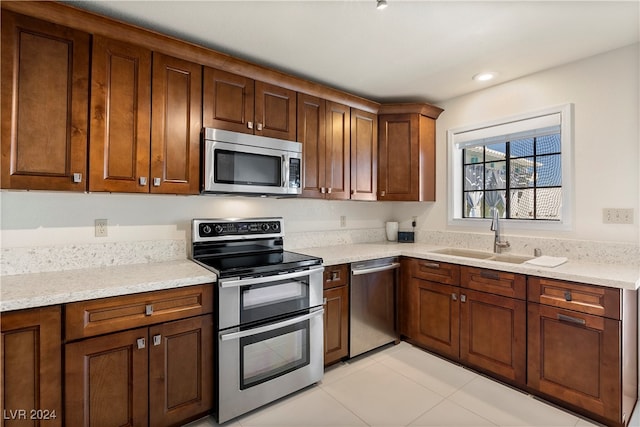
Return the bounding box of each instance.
[219,266,325,288]
[220,308,324,341]
[282,155,288,187]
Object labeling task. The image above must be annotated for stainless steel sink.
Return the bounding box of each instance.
[430,248,533,264]
[430,248,494,260]
[486,254,534,264]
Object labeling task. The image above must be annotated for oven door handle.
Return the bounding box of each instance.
[219,266,324,288]
[219,308,324,341]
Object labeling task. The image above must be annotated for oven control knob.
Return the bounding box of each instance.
[270,223,279,231]
[201,225,212,235]
[214,225,224,234]
[261,223,270,232]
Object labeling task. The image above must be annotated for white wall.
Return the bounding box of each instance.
[412,43,640,244]
[0,191,394,248]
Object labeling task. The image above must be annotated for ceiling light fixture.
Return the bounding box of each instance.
[376,0,388,10]
[473,72,497,82]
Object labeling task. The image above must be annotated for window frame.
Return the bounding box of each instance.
[447,104,574,231]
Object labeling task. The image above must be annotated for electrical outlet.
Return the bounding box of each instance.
[95,219,108,237]
[602,208,634,224]
[340,216,346,227]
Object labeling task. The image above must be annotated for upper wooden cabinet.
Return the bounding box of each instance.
[150,53,202,194]
[350,109,378,201]
[297,94,351,200]
[203,68,297,141]
[1,11,90,191]
[89,37,202,194]
[378,104,443,201]
[89,36,152,193]
[1,306,63,427]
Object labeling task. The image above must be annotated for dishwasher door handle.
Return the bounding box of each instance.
[351,262,401,276]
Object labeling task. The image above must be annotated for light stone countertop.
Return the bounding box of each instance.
[295,242,640,291]
[2,242,638,313]
[0,260,217,312]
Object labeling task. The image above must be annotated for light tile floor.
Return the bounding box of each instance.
[185,342,639,427]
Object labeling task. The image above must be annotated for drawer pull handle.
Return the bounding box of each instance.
[564,291,572,301]
[145,304,154,316]
[451,293,457,301]
[153,334,162,346]
[557,314,586,325]
[480,271,500,280]
[420,262,440,269]
[331,271,339,281]
[136,338,146,349]
[460,294,467,303]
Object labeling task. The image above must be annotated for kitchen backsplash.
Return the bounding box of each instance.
[1,228,638,276]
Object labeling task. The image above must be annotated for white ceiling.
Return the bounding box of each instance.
[67,0,639,104]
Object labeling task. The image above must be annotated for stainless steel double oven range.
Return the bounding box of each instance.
[191,218,324,423]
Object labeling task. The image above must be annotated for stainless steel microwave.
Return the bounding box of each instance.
[202,128,302,196]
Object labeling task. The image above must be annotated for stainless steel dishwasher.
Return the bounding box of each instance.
[350,257,400,357]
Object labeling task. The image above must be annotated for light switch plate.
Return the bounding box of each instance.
[602,208,633,224]
[95,219,108,237]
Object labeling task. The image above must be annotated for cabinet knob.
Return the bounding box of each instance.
[451,293,458,301]
[380,190,386,197]
[327,188,332,194]
[73,173,83,183]
[139,176,148,186]
[256,122,263,131]
[460,294,467,303]
[136,338,146,350]
[247,121,253,130]
[153,334,162,346]
[153,177,161,187]
[331,271,339,281]
[145,304,154,316]
[320,187,326,194]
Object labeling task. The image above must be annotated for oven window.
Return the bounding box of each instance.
[240,276,309,324]
[240,319,310,390]
[215,149,281,186]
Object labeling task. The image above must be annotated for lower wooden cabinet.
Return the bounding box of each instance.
[405,276,460,359]
[527,277,637,427]
[323,264,349,366]
[460,288,526,384]
[1,306,63,427]
[65,314,213,427]
[402,259,527,386]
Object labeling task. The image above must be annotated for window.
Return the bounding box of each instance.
[448,104,573,230]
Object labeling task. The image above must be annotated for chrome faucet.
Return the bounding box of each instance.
[490,209,510,253]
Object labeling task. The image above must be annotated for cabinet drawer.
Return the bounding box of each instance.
[65,284,214,340]
[411,259,460,285]
[528,277,620,320]
[323,264,349,289]
[461,266,526,300]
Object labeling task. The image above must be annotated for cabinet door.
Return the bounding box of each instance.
[323,285,349,366]
[378,114,435,201]
[325,101,350,200]
[297,93,326,198]
[255,81,296,141]
[149,315,213,427]
[350,109,377,201]
[407,277,460,359]
[1,306,62,427]
[65,328,149,427]
[460,289,526,385]
[89,36,151,192]
[150,53,202,195]
[528,303,621,422]
[203,68,254,134]
[1,11,90,191]
[378,113,418,200]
